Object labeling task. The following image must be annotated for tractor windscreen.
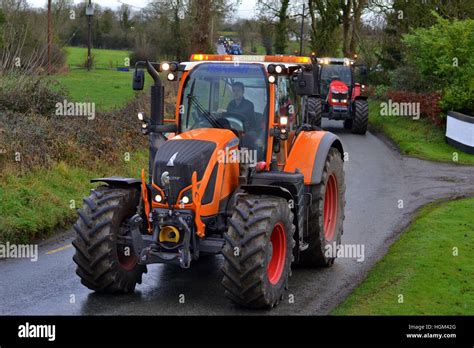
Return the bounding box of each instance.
[320,64,352,97]
[180,63,269,161]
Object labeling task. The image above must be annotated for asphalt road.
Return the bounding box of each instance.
[1,120,473,315]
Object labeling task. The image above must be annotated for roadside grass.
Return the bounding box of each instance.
[368,99,474,165]
[53,69,140,111]
[0,152,148,244]
[65,46,130,69]
[333,197,474,315]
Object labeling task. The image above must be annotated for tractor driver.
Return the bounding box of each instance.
[227,82,255,126]
[225,82,259,150]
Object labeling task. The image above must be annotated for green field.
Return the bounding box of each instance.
[368,100,474,165]
[65,46,131,69]
[54,69,139,111]
[52,47,151,111]
[333,196,474,315]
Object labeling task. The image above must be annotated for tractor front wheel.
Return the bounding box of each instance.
[298,148,345,267]
[351,99,369,135]
[72,186,146,293]
[221,195,295,308]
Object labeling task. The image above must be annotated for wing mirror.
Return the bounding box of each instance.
[133,69,145,91]
[293,71,314,96]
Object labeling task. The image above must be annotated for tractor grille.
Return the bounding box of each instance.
[153,139,216,204]
[332,92,348,101]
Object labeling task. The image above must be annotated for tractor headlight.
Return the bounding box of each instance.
[280,116,288,126]
[331,98,338,103]
[167,73,176,81]
[275,65,283,74]
[181,195,190,204]
[138,112,144,121]
[161,62,170,71]
[341,99,347,103]
[268,75,276,83]
[154,194,163,203]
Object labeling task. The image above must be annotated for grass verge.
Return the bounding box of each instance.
[332,196,474,315]
[0,151,148,244]
[53,69,143,111]
[368,99,474,165]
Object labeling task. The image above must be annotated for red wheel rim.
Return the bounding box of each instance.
[117,248,138,271]
[324,173,338,241]
[267,223,286,285]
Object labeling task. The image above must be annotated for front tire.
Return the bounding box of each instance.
[298,148,345,267]
[221,195,295,308]
[72,186,146,293]
[351,99,368,134]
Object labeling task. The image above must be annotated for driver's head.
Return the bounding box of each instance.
[232,82,244,101]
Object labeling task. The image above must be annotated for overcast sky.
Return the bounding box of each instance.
[26,0,257,18]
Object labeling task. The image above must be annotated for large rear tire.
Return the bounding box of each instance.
[351,99,368,135]
[306,96,322,128]
[221,195,295,308]
[72,186,146,293]
[298,148,345,267]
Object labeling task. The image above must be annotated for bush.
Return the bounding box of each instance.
[0,95,148,174]
[389,65,426,93]
[387,90,443,126]
[370,85,390,100]
[402,15,474,114]
[0,75,68,116]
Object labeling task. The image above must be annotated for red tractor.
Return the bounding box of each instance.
[309,57,368,135]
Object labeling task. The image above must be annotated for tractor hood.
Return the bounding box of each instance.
[152,128,238,205]
[329,80,349,93]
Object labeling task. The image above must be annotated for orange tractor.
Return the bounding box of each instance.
[72,54,346,309]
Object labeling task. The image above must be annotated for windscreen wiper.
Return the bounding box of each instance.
[187,94,223,129]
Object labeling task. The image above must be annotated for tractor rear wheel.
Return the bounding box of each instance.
[221,195,295,308]
[298,148,345,267]
[306,96,322,128]
[351,99,369,134]
[72,186,146,293]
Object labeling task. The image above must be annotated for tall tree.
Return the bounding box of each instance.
[308,0,340,56]
[274,0,289,53]
[190,0,212,53]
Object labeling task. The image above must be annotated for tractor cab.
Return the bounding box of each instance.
[175,54,316,168]
[315,58,355,108]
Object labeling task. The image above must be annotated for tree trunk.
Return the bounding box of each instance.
[191,0,212,53]
[342,0,352,57]
[349,0,366,56]
[274,0,289,54]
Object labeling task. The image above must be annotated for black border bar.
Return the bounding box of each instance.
[0,316,473,346]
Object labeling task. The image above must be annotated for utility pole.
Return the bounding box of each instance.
[86,0,94,71]
[47,0,52,74]
[299,2,305,56]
